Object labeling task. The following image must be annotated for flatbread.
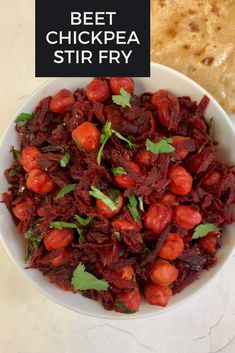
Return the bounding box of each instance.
[151,0,235,113]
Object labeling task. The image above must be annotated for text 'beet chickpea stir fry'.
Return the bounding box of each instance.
[3,77,235,313]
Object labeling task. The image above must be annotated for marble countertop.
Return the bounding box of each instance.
[0,1,235,352]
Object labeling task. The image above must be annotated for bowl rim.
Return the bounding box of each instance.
[1,61,235,320]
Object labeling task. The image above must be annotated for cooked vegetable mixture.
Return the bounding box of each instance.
[3,77,235,313]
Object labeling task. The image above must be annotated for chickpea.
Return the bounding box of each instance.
[150,259,178,286]
[144,282,172,307]
[144,203,172,234]
[159,233,184,260]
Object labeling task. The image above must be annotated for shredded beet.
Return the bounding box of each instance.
[141,225,171,266]
[3,77,235,313]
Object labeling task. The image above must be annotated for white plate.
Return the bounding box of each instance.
[0,63,235,319]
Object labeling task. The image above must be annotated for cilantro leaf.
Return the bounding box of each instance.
[198,144,205,154]
[10,146,20,161]
[113,231,122,241]
[27,235,43,247]
[116,300,138,314]
[15,113,33,127]
[24,227,34,240]
[108,188,120,207]
[71,263,109,291]
[8,166,22,177]
[74,215,94,226]
[192,223,219,240]
[89,186,117,211]
[97,121,137,164]
[112,130,137,149]
[112,87,131,108]
[97,121,113,164]
[50,221,84,243]
[127,194,140,223]
[146,138,175,154]
[24,226,43,264]
[50,221,79,231]
[60,152,71,168]
[111,167,127,176]
[54,184,76,200]
[100,121,113,144]
[138,195,144,211]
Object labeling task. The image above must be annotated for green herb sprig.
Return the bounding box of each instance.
[146,138,175,154]
[50,221,84,243]
[127,195,140,223]
[192,223,219,240]
[60,152,71,168]
[111,167,127,176]
[10,146,20,161]
[97,121,137,164]
[24,226,43,263]
[138,196,144,211]
[15,113,33,127]
[112,87,131,108]
[74,215,94,226]
[54,184,76,200]
[89,186,118,211]
[113,231,122,241]
[71,263,109,291]
[8,166,22,177]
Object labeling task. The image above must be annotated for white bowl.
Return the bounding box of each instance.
[0,63,235,319]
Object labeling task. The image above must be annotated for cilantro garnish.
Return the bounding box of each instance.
[8,166,22,177]
[192,223,219,240]
[97,121,137,164]
[146,138,175,154]
[111,167,127,176]
[112,87,131,108]
[10,146,20,161]
[127,194,140,223]
[50,221,79,231]
[107,188,120,207]
[60,152,71,168]
[24,226,43,264]
[71,263,109,291]
[50,221,84,243]
[113,131,136,149]
[138,195,144,212]
[113,231,122,241]
[15,113,33,127]
[198,144,205,154]
[54,184,76,200]
[89,186,117,211]
[96,121,113,164]
[74,215,94,226]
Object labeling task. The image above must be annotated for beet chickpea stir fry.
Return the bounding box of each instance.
[3,77,235,314]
